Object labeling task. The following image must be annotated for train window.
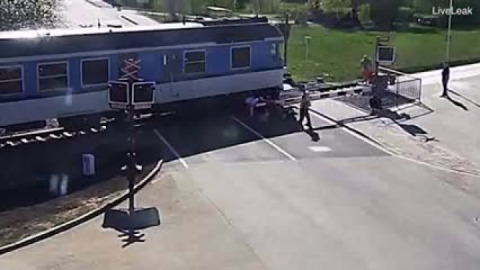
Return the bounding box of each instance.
[184,51,206,74]
[81,58,109,87]
[38,62,69,91]
[0,66,23,95]
[231,46,251,69]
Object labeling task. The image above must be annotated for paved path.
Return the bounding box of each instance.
[313,63,480,174]
[58,0,159,28]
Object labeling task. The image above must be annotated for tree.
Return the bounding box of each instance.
[321,0,352,19]
[369,0,400,29]
[358,3,371,24]
[0,0,59,30]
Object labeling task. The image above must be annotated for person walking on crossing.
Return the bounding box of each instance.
[441,62,450,98]
[299,89,313,130]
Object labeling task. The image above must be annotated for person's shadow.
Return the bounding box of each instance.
[446,94,469,111]
[448,89,480,108]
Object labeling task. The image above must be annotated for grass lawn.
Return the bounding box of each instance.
[287,24,480,82]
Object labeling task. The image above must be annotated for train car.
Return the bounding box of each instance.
[0,17,284,132]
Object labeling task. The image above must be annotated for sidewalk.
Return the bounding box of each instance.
[0,172,267,270]
[310,63,480,176]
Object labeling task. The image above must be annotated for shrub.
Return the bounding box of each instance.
[358,3,371,24]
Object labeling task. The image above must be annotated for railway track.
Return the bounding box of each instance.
[0,113,160,150]
[0,126,108,149]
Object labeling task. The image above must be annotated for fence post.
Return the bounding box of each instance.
[418,78,422,103]
[396,78,399,109]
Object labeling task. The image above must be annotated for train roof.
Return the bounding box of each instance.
[0,22,205,40]
[0,17,283,61]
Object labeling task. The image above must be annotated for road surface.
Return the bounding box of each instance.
[58,0,159,28]
[2,102,480,269]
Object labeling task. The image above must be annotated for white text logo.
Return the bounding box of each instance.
[432,6,473,16]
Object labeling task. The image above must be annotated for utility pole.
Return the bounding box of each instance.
[445,0,453,63]
[278,13,290,68]
[126,101,136,213]
[374,36,380,76]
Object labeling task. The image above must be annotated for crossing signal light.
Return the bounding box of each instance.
[377,46,395,64]
[108,81,129,109]
[132,82,155,106]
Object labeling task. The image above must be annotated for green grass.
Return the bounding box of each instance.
[287,25,480,82]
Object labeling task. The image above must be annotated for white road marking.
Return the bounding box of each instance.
[309,146,332,152]
[231,116,297,161]
[153,128,189,169]
[306,107,387,153]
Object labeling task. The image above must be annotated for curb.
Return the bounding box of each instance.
[120,15,139,25]
[0,160,163,256]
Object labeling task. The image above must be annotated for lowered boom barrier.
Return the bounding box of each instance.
[256,82,372,108]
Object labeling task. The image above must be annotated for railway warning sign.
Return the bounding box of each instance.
[132,82,155,108]
[376,46,396,64]
[109,57,155,110]
[108,81,129,109]
[120,58,141,81]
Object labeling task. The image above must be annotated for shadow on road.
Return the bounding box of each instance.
[376,110,438,142]
[102,207,161,248]
[445,95,469,111]
[155,107,309,162]
[448,89,480,108]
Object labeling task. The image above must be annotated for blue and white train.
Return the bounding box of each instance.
[0,17,285,131]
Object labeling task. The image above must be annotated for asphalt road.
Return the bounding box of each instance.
[411,75,480,166]
[154,108,387,170]
[3,106,480,269]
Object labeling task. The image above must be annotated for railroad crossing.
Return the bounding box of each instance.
[2,66,480,270]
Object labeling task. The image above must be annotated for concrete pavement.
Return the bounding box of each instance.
[58,0,159,28]
[311,63,480,176]
[3,100,480,269]
[0,109,392,269]
[0,172,268,270]
[3,141,480,269]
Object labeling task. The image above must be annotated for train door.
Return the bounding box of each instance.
[161,53,182,99]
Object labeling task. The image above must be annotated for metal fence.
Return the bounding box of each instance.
[379,66,422,108]
[335,67,422,112]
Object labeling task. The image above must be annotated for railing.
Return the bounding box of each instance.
[379,66,423,105]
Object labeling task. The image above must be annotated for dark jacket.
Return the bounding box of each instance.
[442,67,450,82]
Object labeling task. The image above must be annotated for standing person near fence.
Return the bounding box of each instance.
[299,89,313,130]
[441,62,450,98]
[361,55,374,83]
